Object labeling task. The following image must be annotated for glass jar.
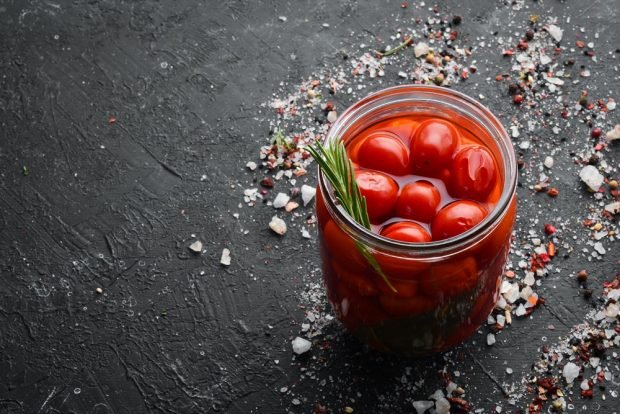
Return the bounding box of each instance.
[315,85,517,355]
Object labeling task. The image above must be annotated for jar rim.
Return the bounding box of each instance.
[318,85,517,255]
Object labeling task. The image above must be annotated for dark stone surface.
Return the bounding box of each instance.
[0,1,618,413]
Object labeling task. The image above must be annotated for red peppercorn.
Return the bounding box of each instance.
[260,177,274,188]
[547,187,559,197]
[517,39,528,50]
[581,389,593,398]
[513,94,524,105]
[401,1,408,8]
[591,127,602,138]
[544,223,556,235]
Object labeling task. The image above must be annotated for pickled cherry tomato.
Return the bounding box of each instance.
[355,170,399,223]
[380,221,432,243]
[381,117,419,145]
[395,180,441,223]
[411,119,459,176]
[431,200,487,241]
[357,132,410,176]
[449,145,497,201]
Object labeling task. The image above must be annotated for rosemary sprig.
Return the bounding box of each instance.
[307,140,397,293]
[374,36,413,58]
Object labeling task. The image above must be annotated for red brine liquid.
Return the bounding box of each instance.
[316,98,517,355]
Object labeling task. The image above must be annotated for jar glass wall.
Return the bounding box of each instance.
[315,85,517,355]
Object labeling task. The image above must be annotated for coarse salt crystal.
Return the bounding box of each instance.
[544,24,563,42]
[414,42,430,58]
[301,184,316,206]
[269,216,287,235]
[446,382,458,396]
[285,201,299,212]
[606,125,620,141]
[291,336,312,354]
[412,401,434,414]
[487,333,496,346]
[246,161,257,171]
[429,389,444,400]
[189,240,203,253]
[500,280,512,294]
[543,156,554,169]
[604,202,620,215]
[563,362,580,383]
[590,357,600,368]
[435,398,450,414]
[545,77,564,86]
[524,272,536,286]
[605,303,619,318]
[503,283,520,304]
[580,379,590,391]
[301,228,311,239]
[593,242,606,255]
[515,304,526,317]
[220,248,231,266]
[520,286,533,300]
[272,193,290,209]
[327,110,338,123]
[579,165,604,191]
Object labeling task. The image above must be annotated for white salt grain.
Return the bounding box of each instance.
[301,185,316,206]
[327,110,338,123]
[604,201,620,215]
[487,333,496,346]
[563,362,579,383]
[220,248,231,266]
[291,336,312,354]
[435,398,451,414]
[414,42,430,57]
[189,240,203,253]
[543,156,554,169]
[273,193,290,209]
[544,24,563,42]
[412,401,434,414]
[579,165,604,191]
[269,216,287,235]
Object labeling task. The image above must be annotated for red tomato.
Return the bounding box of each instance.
[431,200,487,241]
[332,261,378,297]
[411,119,459,176]
[380,221,432,243]
[374,275,419,298]
[378,294,437,318]
[395,180,441,223]
[449,145,497,201]
[420,256,478,299]
[355,169,399,223]
[357,132,410,175]
[381,117,419,145]
[323,220,367,273]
